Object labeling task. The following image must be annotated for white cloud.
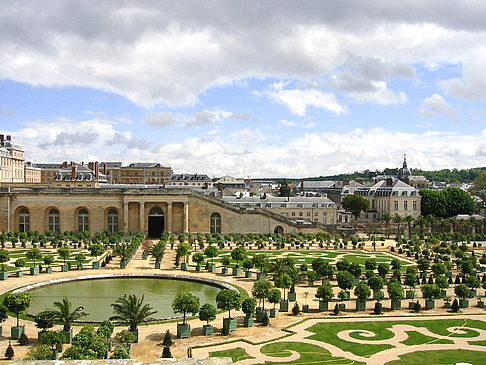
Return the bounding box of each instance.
[257,87,346,116]
[347,81,408,105]
[279,119,295,127]
[416,94,458,119]
[145,109,256,128]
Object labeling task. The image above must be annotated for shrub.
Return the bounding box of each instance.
[333,303,340,315]
[292,302,300,315]
[5,341,14,360]
[24,345,52,360]
[414,301,422,313]
[262,311,269,326]
[162,346,172,358]
[451,298,460,313]
[18,332,29,346]
[110,345,130,359]
[374,302,382,315]
[162,330,173,347]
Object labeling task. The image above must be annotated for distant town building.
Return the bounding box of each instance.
[24,162,41,183]
[0,134,24,183]
[170,173,213,187]
[51,161,108,187]
[119,163,172,185]
[99,162,122,184]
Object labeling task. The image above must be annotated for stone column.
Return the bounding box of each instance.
[167,203,172,233]
[183,202,189,233]
[139,202,145,232]
[123,202,129,231]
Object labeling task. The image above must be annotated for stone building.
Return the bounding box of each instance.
[0,135,24,183]
[120,163,172,185]
[0,186,325,237]
[24,162,41,183]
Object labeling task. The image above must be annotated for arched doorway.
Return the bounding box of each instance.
[148,206,164,238]
[274,226,284,235]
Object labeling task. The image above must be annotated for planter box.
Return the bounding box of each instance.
[11,326,24,339]
[0,271,8,280]
[51,349,58,360]
[288,291,297,302]
[177,323,191,339]
[426,299,435,309]
[208,264,216,273]
[46,267,52,274]
[308,280,314,287]
[256,309,270,322]
[338,303,346,311]
[129,329,139,343]
[440,289,447,298]
[444,302,451,309]
[64,328,73,343]
[92,262,100,270]
[280,300,289,312]
[61,264,69,272]
[77,264,83,271]
[221,267,228,275]
[56,343,63,352]
[406,290,415,299]
[155,262,161,269]
[203,324,214,336]
[257,272,266,281]
[409,301,416,309]
[30,267,40,276]
[120,261,127,269]
[222,318,237,335]
[270,308,279,318]
[181,263,188,271]
[356,300,366,311]
[459,299,469,308]
[469,289,477,298]
[16,271,23,278]
[478,301,485,308]
[243,316,254,327]
[319,301,329,311]
[302,304,310,312]
[391,299,401,310]
[232,267,241,276]
[195,264,202,272]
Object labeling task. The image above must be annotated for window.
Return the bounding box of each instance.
[48,209,60,233]
[404,201,408,211]
[394,201,399,211]
[307,212,311,216]
[19,208,29,232]
[291,212,296,217]
[210,213,221,234]
[299,212,303,216]
[107,209,119,233]
[413,201,417,211]
[78,209,89,232]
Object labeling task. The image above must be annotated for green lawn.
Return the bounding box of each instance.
[385,349,486,365]
[209,347,254,362]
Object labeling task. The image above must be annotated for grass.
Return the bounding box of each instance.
[209,347,254,362]
[401,331,453,346]
[259,342,366,364]
[385,349,486,365]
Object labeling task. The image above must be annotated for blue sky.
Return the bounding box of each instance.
[1,1,485,177]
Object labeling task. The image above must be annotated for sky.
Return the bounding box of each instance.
[1,1,486,178]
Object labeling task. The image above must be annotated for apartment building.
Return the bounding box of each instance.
[0,134,24,183]
[120,163,172,185]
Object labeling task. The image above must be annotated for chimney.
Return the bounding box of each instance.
[204,182,208,189]
[71,162,76,181]
[343,179,350,186]
[95,161,99,180]
[218,182,223,197]
[6,135,11,141]
[386,178,393,187]
[88,161,94,171]
[0,134,4,143]
[103,163,107,176]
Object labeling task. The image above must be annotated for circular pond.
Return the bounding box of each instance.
[26,275,224,322]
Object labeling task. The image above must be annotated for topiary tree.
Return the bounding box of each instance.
[162,346,172,358]
[5,341,14,360]
[252,280,272,310]
[26,248,43,267]
[172,291,200,325]
[268,288,281,310]
[0,249,10,272]
[199,303,217,326]
[57,246,71,264]
[3,292,32,327]
[315,282,334,302]
[162,329,173,347]
[241,297,256,317]
[354,282,371,302]
[292,302,300,315]
[216,289,241,319]
[231,247,247,267]
[421,284,440,301]
[454,284,470,300]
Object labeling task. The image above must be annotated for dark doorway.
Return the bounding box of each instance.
[148,216,164,238]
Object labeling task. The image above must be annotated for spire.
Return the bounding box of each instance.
[403,153,408,169]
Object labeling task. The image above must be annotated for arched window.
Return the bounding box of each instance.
[48,209,60,234]
[210,213,221,234]
[274,226,284,235]
[78,209,89,232]
[107,209,118,233]
[149,206,164,216]
[19,208,29,232]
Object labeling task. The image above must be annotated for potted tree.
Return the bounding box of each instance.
[435,275,449,298]
[368,275,384,300]
[275,273,292,312]
[336,271,355,310]
[74,252,86,270]
[241,297,256,327]
[315,282,334,311]
[221,257,231,275]
[268,288,281,318]
[242,259,253,278]
[172,291,200,339]
[43,255,54,274]
[252,254,269,281]
[354,282,371,311]
[0,305,8,336]
[287,265,305,302]
[0,249,9,280]
[192,252,204,272]
[3,292,32,339]
[39,330,65,360]
[465,275,481,298]
[204,245,218,272]
[302,292,310,312]
[149,241,166,269]
[34,311,54,341]
[110,294,156,343]
[88,243,105,269]
[231,247,246,276]
[176,242,191,270]
[455,284,470,308]
[421,284,440,309]
[216,289,241,335]
[26,248,43,275]
[57,246,71,272]
[14,258,26,277]
[252,279,272,322]
[199,303,216,336]
[43,297,88,343]
[373,290,385,314]
[387,280,405,310]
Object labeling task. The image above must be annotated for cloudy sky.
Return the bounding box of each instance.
[1,1,486,177]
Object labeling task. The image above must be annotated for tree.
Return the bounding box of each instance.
[57,246,71,264]
[162,329,173,346]
[420,187,475,218]
[348,262,362,279]
[451,298,460,312]
[469,171,486,203]
[431,263,447,277]
[279,179,291,197]
[0,249,10,272]
[393,214,404,237]
[24,345,52,360]
[365,259,377,271]
[3,292,32,327]
[231,247,247,267]
[315,282,334,302]
[252,280,272,309]
[5,341,14,360]
[268,288,281,309]
[387,281,404,301]
[216,289,241,319]
[26,247,43,267]
[110,345,130,359]
[74,252,86,266]
[382,213,392,237]
[252,254,269,274]
[43,297,88,332]
[241,297,256,317]
[287,265,306,293]
[342,195,370,219]
[404,273,418,289]
[204,245,218,265]
[404,215,415,238]
[162,346,172,358]
[43,255,54,268]
[421,284,440,300]
[368,275,384,293]
[292,302,301,315]
[354,282,371,301]
[417,258,430,273]
[40,330,65,350]
[274,274,292,300]
[34,311,54,332]
[198,303,217,326]
[336,271,354,292]
[454,284,470,300]
[171,291,199,325]
[88,244,105,261]
[377,263,389,278]
[110,294,157,331]
[176,242,191,264]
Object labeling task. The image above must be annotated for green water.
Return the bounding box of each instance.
[28,277,221,322]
